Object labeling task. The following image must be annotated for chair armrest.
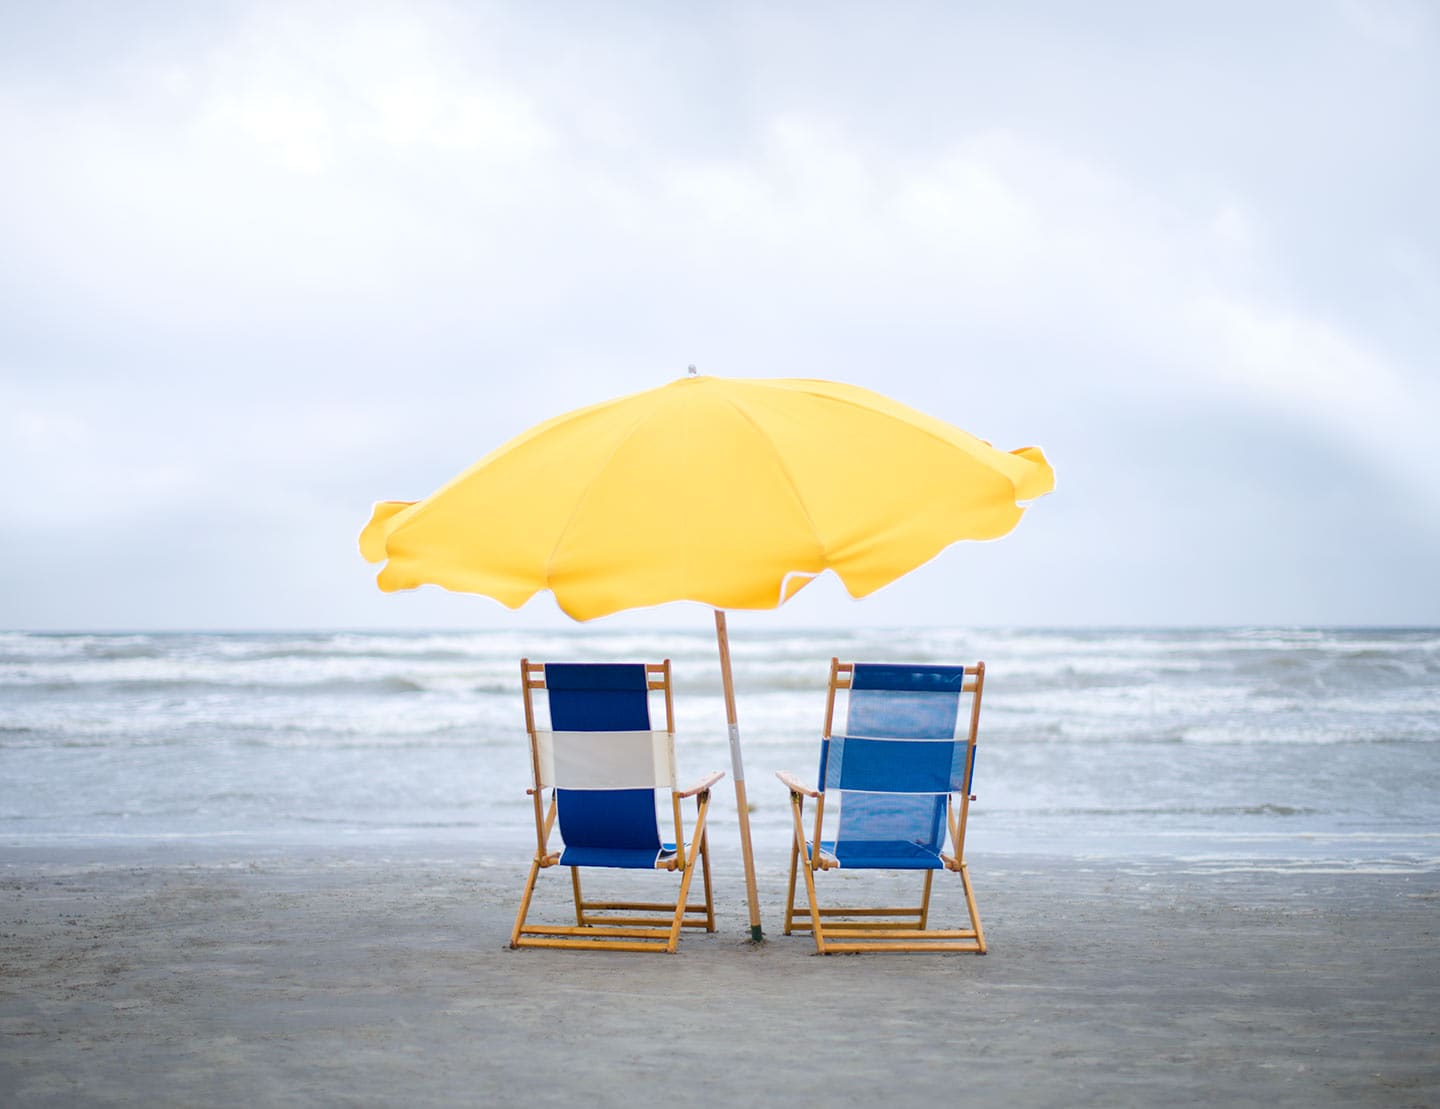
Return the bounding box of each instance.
[677,770,726,798]
[776,770,819,798]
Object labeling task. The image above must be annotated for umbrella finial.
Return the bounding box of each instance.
[687,364,697,376]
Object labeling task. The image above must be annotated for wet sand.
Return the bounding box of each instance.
[2,842,1437,1107]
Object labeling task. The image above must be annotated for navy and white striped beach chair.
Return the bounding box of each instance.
[511,660,723,953]
[777,659,988,954]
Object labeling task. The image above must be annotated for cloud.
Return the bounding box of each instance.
[0,382,202,525]
[1188,295,1440,515]
[195,7,557,167]
[1338,0,1433,48]
[2,0,1437,627]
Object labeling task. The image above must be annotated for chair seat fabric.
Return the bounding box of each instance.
[811,839,944,870]
[556,786,664,853]
[560,843,679,869]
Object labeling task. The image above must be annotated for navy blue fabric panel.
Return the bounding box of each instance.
[544,663,649,691]
[851,664,968,694]
[559,845,663,869]
[555,787,661,851]
[544,664,651,731]
[834,737,960,793]
[816,737,832,792]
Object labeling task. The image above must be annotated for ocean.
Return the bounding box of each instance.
[2,627,1437,873]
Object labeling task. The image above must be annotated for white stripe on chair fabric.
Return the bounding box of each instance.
[534,730,677,790]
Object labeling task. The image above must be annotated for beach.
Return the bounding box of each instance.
[3,841,1437,1107]
[3,628,1438,1104]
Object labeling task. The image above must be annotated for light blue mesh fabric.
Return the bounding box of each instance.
[835,793,947,842]
[826,674,967,866]
[847,688,959,739]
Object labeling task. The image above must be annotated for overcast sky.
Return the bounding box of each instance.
[2,0,1437,631]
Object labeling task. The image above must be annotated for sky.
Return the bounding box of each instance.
[2,0,1437,631]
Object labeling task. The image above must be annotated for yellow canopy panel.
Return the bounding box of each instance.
[359,375,1054,621]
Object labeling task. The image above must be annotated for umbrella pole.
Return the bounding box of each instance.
[714,609,764,942]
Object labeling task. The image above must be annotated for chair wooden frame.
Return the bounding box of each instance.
[510,658,722,953]
[778,658,988,954]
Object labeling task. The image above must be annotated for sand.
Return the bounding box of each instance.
[1,841,1437,1107]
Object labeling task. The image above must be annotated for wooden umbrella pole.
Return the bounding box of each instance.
[714,609,764,942]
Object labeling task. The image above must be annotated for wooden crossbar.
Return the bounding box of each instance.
[823,941,985,954]
[521,660,669,692]
[513,937,675,953]
[823,921,979,933]
[579,899,710,911]
[570,914,713,929]
[517,924,687,939]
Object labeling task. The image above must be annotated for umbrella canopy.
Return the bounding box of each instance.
[360,374,1054,940]
[361,375,1052,616]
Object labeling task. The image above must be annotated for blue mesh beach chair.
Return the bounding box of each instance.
[511,659,723,953]
[777,659,988,954]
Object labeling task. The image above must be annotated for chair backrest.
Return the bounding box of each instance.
[523,661,677,864]
[820,662,982,856]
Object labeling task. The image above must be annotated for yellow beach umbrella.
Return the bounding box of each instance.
[360,373,1054,941]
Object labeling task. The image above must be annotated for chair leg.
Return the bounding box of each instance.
[698,825,716,932]
[784,851,799,935]
[510,855,544,949]
[784,793,805,935]
[960,862,987,954]
[667,858,700,953]
[918,869,935,930]
[798,850,827,955]
[571,867,586,927]
[691,793,716,933]
[668,801,710,953]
